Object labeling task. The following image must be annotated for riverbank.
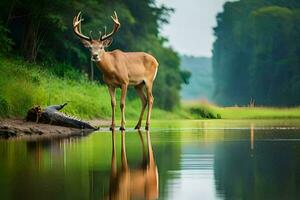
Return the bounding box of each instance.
[0,118,111,140]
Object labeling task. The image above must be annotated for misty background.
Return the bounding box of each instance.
[158,0,300,106]
[157,0,231,102]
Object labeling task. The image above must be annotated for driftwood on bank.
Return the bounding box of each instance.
[26,103,98,130]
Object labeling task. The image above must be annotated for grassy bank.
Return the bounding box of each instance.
[184,101,300,119]
[2,56,300,121]
[0,57,187,120]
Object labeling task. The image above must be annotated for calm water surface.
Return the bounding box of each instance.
[1,119,300,200]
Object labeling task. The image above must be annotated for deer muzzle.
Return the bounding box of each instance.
[91,54,101,62]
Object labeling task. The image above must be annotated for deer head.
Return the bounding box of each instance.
[73,11,120,61]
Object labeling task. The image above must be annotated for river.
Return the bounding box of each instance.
[0,119,300,199]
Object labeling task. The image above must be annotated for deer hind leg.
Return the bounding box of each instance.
[108,86,116,130]
[145,82,154,130]
[134,83,147,130]
[120,84,128,130]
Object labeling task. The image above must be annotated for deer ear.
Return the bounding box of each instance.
[81,39,91,48]
[103,38,113,47]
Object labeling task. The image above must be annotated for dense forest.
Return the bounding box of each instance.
[180,55,213,101]
[213,0,300,106]
[0,0,190,111]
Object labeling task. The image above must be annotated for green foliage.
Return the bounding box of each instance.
[0,21,13,55]
[0,0,188,111]
[189,107,221,119]
[184,101,221,119]
[180,70,191,84]
[0,95,8,117]
[212,0,300,106]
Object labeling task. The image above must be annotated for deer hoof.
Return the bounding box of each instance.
[134,124,141,130]
[119,126,126,131]
[145,125,150,131]
[109,125,115,131]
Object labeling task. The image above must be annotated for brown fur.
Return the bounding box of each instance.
[73,12,158,130]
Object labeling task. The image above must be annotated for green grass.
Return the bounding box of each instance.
[2,56,300,121]
[0,56,186,120]
[210,106,300,119]
[183,101,300,119]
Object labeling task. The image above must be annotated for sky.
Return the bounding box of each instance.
[156,0,232,57]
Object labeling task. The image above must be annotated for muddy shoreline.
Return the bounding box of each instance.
[0,118,111,140]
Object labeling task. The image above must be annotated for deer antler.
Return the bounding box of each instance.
[73,12,91,41]
[100,11,120,41]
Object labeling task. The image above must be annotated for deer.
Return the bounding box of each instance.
[73,11,159,131]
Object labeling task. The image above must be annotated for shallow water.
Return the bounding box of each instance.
[1,119,300,200]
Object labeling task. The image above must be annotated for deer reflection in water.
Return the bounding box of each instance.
[107,130,158,200]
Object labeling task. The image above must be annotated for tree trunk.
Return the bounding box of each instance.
[22,16,43,62]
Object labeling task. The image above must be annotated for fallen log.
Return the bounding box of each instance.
[26,103,98,130]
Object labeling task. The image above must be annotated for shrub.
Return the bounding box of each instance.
[189,107,221,119]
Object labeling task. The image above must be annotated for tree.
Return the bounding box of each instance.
[212,0,300,106]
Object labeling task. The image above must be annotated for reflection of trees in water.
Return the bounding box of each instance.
[153,134,182,199]
[10,138,86,200]
[214,134,300,199]
[26,138,81,170]
[0,133,182,200]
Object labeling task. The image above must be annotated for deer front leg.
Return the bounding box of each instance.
[108,86,116,130]
[120,84,128,130]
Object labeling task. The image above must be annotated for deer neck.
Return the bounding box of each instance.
[95,51,114,75]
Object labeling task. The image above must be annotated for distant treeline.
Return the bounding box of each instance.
[180,55,213,101]
[0,0,190,110]
[213,0,300,106]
